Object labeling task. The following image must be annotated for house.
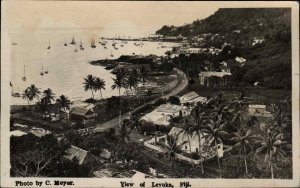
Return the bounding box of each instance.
[70,107,96,123]
[99,149,111,160]
[252,37,265,46]
[179,91,207,105]
[248,104,272,117]
[10,130,27,137]
[64,145,96,165]
[179,47,203,54]
[235,56,246,66]
[161,127,223,157]
[199,71,231,87]
[30,127,51,137]
[140,103,191,126]
[156,103,190,117]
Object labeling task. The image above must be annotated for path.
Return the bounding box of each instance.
[94,68,188,131]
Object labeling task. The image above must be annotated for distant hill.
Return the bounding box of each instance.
[156,8,291,89]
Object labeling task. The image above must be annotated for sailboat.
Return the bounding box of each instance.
[40,66,44,76]
[74,46,78,52]
[11,82,20,97]
[80,40,84,50]
[64,38,68,46]
[91,39,96,48]
[22,65,27,81]
[45,67,49,74]
[47,41,51,49]
[70,37,76,45]
[110,50,114,57]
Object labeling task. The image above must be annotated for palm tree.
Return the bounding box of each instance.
[230,128,256,174]
[83,75,96,100]
[202,118,229,178]
[126,73,140,96]
[112,70,127,127]
[139,66,148,84]
[56,95,71,117]
[22,88,33,107]
[190,113,207,174]
[256,128,286,179]
[160,134,188,175]
[231,105,248,130]
[94,77,106,99]
[180,122,194,156]
[111,71,126,96]
[43,88,55,104]
[28,84,41,102]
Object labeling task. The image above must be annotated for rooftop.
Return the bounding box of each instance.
[199,71,231,77]
[64,145,88,165]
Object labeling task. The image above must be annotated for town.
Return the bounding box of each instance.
[9,8,292,179]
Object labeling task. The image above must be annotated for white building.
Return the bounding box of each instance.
[179,47,203,54]
[140,103,191,126]
[179,91,207,105]
[248,104,272,117]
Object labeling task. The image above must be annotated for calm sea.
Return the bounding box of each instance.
[9,29,178,105]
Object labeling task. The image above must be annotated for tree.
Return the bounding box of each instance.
[94,77,106,99]
[83,75,96,100]
[28,84,41,102]
[160,134,188,175]
[256,128,287,179]
[111,71,126,96]
[230,129,256,174]
[169,96,180,105]
[119,123,130,142]
[43,88,55,104]
[126,72,140,96]
[203,118,229,178]
[56,95,71,115]
[22,88,34,108]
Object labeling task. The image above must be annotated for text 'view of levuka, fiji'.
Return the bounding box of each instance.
[9,5,292,179]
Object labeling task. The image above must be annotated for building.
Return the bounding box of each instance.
[248,104,272,117]
[140,103,191,126]
[252,37,265,46]
[179,91,207,105]
[10,130,27,137]
[199,71,231,87]
[64,145,96,165]
[70,107,96,123]
[179,47,203,54]
[235,56,246,66]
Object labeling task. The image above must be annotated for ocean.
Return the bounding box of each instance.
[9,29,179,105]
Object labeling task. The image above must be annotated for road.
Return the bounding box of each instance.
[94,68,188,131]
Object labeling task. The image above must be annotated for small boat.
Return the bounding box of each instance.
[70,37,76,45]
[80,41,84,50]
[91,39,96,48]
[121,44,124,47]
[22,65,27,81]
[64,38,68,46]
[104,46,107,49]
[74,47,78,52]
[40,66,44,76]
[110,50,114,57]
[134,42,140,46]
[114,46,118,50]
[45,68,48,74]
[10,83,21,97]
[132,52,135,55]
[47,41,51,49]
[12,42,18,45]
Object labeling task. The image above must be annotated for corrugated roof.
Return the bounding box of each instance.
[71,107,92,116]
[64,145,88,165]
[199,71,231,77]
[180,91,199,102]
[168,127,206,147]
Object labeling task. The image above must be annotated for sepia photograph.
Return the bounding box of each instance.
[1,1,299,187]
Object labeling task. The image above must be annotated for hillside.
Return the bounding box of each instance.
[156,8,291,89]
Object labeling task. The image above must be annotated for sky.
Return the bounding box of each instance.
[3,1,220,37]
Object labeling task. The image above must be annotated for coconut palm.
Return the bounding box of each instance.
[231,105,248,129]
[160,134,188,175]
[126,73,140,96]
[202,117,229,178]
[230,128,256,174]
[43,88,55,104]
[190,113,207,174]
[56,95,71,115]
[111,71,126,96]
[94,77,106,99]
[22,88,34,107]
[256,128,286,179]
[180,122,194,156]
[28,84,41,102]
[83,75,96,100]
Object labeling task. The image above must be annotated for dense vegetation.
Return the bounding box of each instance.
[157,8,291,89]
